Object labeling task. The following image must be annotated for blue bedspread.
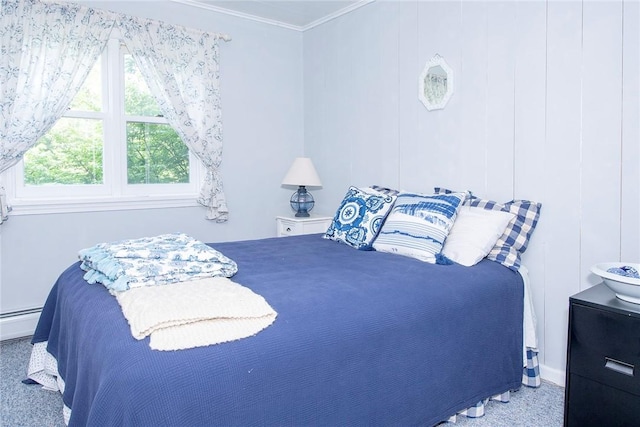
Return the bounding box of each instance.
[32,234,524,426]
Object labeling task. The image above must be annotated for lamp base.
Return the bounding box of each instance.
[290,186,314,217]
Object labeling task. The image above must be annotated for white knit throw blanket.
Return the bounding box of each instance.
[115,277,277,351]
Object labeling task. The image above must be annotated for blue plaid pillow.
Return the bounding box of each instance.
[434,187,541,271]
[372,191,466,263]
[324,186,397,250]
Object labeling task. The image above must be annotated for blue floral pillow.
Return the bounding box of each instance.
[324,186,397,250]
[372,191,466,263]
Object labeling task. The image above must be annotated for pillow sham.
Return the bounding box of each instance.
[369,185,400,196]
[324,186,396,250]
[441,206,515,267]
[434,187,542,271]
[372,191,466,263]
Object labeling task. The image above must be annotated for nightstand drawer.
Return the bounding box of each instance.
[569,304,640,396]
[566,374,639,427]
[278,219,299,236]
[276,216,332,237]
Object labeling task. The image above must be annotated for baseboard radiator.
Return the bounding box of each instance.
[0,308,42,341]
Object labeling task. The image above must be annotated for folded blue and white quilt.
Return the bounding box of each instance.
[78,233,238,292]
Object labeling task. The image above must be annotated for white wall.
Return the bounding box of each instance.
[303,0,639,384]
[0,1,305,328]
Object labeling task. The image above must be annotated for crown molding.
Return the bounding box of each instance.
[299,0,374,31]
[170,0,375,32]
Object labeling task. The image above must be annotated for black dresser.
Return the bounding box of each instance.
[564,284,640,427]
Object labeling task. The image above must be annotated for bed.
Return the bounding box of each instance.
[27,232,536,426]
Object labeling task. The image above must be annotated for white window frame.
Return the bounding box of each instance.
[3,36,204,216]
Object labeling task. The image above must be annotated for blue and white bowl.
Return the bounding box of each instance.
[591,262,640,304]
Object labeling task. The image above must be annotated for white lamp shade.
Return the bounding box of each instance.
[281,157,322,187]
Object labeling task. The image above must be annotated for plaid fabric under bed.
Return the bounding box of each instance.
[522,348,541,388]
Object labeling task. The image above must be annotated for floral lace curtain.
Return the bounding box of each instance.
[0,0,231,224]
[118,16,231,222]
[0,0,115,224]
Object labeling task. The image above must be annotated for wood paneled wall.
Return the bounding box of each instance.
[304,0,639,383]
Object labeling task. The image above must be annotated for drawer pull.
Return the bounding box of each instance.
[604,357,634,377]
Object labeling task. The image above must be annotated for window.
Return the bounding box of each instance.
[123,53,190,186]
[5,37,203,214]
[23,59,104,190]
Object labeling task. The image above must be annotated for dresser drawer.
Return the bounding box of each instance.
[569,303,640,396]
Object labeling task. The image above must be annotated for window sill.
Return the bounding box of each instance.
[8,195,201,216]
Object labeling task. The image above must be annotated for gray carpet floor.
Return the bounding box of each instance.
[1,336,565,426]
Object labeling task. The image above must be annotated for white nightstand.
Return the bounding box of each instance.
[276,215,333,237]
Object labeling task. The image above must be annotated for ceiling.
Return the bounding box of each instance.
[171,0,374,31]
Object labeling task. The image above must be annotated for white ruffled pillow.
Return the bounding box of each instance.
[442,206,515,267]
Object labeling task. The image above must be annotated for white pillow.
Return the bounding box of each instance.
[442,206,515,267]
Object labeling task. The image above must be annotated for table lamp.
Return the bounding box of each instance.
[281,157,322,217]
